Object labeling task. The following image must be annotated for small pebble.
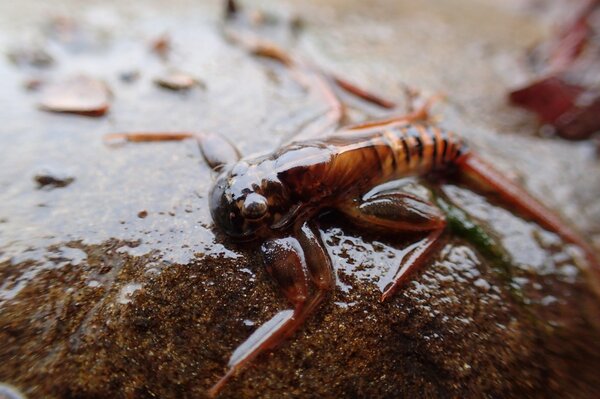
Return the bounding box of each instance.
[154,71,204,91]
[38,75,111,116]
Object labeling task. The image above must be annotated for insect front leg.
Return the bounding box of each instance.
[338,191,447,301]
[222,18,344,139]
[104,131,240,171]
[224,0,397,108]
[208,221,333,397]
[342,92,443,133]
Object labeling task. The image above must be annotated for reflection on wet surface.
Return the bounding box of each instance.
[0,0,599,398]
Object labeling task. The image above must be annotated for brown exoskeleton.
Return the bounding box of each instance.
[107,2,600,396]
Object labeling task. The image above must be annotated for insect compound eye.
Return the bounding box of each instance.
[241,193,268,220]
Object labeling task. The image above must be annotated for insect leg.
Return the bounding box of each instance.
[209,228,333,397]
[338,192,446,301]
[104,131,240,171]
[296,221,336,292]
[223,0,396,110]
[331,75,397,109]
[261,224,333,338]
[340,191,446,232]
[343,94,442,132]
[224,27,344,141]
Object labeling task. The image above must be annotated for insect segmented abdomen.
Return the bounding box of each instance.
[383,124,467,175]
[274,123,468,201]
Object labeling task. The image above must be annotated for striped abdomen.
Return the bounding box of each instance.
[274,123,468,202]
[322,123,467,194]
[360,123,463,170]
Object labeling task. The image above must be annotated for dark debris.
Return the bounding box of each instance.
[34,167,75,189]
